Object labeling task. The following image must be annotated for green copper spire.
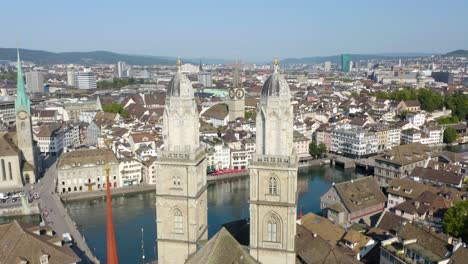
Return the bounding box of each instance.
[15,49,31,114]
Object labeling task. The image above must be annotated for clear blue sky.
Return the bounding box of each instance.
[2,0,467,61]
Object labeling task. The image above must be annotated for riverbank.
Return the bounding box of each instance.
[60,184,155,202]
[0,203,40,217]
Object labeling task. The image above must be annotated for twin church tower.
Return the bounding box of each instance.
[155,58,298,264]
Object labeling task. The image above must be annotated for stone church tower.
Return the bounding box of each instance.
[15,50,36,183]
[228,62,245,122]
[249,59,298,264]
[155,58,208,264]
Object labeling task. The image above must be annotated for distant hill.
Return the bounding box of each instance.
[281,53,435,65]
[445,50,468,57]
[0,48,180,65]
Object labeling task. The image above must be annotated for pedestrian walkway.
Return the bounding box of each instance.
[38,161,100,264]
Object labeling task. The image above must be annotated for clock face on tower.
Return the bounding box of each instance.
[229,88,235,99]
[17,110,28,120]
[236,89,244,99]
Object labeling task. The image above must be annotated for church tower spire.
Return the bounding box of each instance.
[249,58,297,264]
[15,49,36,183]
[155,58,208,264]
[15,49,31,115]
[228,60,245,122]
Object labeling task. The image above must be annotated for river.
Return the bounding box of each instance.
[62,165,358,263]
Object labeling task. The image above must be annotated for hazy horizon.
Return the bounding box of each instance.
[2,0,467,61]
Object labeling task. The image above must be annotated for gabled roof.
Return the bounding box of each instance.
[375,210,407,234]
[295,224,360,264]
[300,213,345,245]
[130,132,155,143]
[202,103,229,120]
[185,227,258,264]
[387,178,438,199]
[410,167,462,185]
[0,132,20,156]
[394,191,449,216]
[0,220,80,264]
[401,100,421,107]
[334,176,386,213]
[375,143,431,166]
[397,223,452,261]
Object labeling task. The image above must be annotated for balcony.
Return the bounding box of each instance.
[252,154,298,168]
[158,147,205,162]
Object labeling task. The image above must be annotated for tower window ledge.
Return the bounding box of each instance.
[169,187,183,191]
[262,241,282,249]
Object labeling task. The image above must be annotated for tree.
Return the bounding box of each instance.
[443,127,458,143]
[417,89,444,112]
[309,141,319,159]
[318,143,327,158]
[443,200,468,242]
[309,141,327,158]
[103,102,129,118]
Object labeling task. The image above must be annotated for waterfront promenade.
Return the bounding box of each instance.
[60,184,155,202]
[37,160,100,264]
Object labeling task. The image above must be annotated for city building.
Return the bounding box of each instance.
[293,130,311,156]
[409,167,463,189]
[371,125,401,151]
[380,222,459,264]
[77,68,97,89]
[320,176,386,225]
[197,72,212,87]
[155,59,208,264]
[142,157,157,185]
[116,61,127,78]
[341,54,351,72]
[228,63,245,122]
[67,69,78,87]
[201,104,229,127]
[118,157,142,186]
[387,178,438,209]
[0,98,17,124]
[34,123,64,156]
[405,112,425,127]
[396,100,421,114]
[25,71,44,93]
[230,149,249,169]
[249,59,298,264]
[331,128,377,158]
[57,149,119,194]
[374,143,431,187]
[324,61,331,71]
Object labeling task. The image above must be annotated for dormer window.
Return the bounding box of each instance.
[40,254,49,264]
[392,186,400,191]
[404,189,412,194]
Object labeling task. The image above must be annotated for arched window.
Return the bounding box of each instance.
[269,177,278,195]
[174,209,183,233]
[264,213,281,242]
[267,220,278,242]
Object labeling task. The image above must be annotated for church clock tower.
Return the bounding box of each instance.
[228,62,245,122]
[15,49,36,182]
[155,58,208,264]
[249,58,298,264]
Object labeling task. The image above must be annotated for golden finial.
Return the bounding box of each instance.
[176,57,182,67]
[273,57,279,72]
[104,137,111,175]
